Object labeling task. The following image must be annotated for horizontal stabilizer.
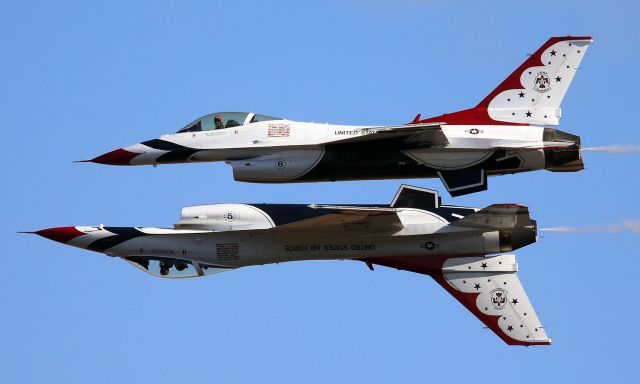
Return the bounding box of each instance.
[496,140,577,149]
[451,204,533,230]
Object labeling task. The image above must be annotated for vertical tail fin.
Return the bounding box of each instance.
[479,36,593,126]
[417,36,592,126]
[433,255,551,346]
[367,254,550,346]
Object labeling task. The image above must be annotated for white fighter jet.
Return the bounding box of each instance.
[27,185,549,346]
[83,36,592,196]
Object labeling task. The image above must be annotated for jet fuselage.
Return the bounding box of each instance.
[30,185,548,346]
[85,35,591,196]
[90,117,582,196]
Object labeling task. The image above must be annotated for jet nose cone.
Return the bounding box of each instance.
[81,148,140,165]
[32,226,86,244]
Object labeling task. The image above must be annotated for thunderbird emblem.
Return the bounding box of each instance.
[533,71,551,93]
[490,288,508,309]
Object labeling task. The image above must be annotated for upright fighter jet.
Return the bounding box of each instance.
[28,185,549,346]
[84,36,592,196]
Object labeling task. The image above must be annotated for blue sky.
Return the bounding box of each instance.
[2,0,639,382]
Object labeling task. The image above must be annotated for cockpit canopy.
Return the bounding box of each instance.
[177,112,283,133]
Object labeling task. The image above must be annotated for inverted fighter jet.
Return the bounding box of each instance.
[84,36,592,196]
[28,185,549,345]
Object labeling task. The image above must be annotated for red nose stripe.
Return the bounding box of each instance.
[90,148,139,165]
[36,226,85,243]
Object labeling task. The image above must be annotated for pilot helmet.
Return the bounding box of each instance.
[214,114,224,129]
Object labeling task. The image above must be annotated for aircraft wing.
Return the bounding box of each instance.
[327,123,449,148]
[271,205,403,235]
[368,254,550,346]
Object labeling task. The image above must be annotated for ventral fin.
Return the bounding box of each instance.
[438,169,487,197]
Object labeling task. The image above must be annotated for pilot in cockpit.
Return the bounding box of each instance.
[214,114,225,130]
[159,261,172,276]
